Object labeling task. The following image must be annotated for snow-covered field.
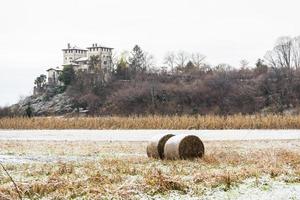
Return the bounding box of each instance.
[204,176,300,200]
[156,176,300,200]
[0,130,299,199]
[0,129,300,141]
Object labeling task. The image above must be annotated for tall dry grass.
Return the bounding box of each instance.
[1,114,300,129]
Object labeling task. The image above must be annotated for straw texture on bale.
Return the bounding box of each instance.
[146,134,175,159]
[164,134,205,160]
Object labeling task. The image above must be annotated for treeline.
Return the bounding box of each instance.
[2,36,300,117]
[62,36,300,116]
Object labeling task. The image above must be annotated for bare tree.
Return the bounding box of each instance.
[214,63,233,72]
[191,53,206,68]
[264,50,277,68]
[263,36,300,111]
[292,36,300,68]
[111,51,119,71]
[265,36,293,68]
[176,51,189,70]
[276,36,293,68]
[163,52,176,73]
[143,52,156,72]
[240,59,249,68]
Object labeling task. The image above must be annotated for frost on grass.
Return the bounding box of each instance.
[203,176,300,200]
[0,140,299,199]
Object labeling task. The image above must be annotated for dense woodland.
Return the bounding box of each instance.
[2,36,300,117]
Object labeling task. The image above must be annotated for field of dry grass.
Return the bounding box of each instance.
[2,114,300,129]
[0,140,299,199]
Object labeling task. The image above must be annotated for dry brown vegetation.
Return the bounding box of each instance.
[0,140,299,199]
[2,115,300,129]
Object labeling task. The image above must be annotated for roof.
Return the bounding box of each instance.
[74,57,88,62]
[46,68,55,71]
[62,62,79,66]
[47,67,62,72]
[87,45,113,50]
[62,45,87,51]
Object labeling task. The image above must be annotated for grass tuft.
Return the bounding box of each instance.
[144,170,187,194]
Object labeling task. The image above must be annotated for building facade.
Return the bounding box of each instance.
[62,43,87,65]
[46,43,113,86]
[46,67,62,86]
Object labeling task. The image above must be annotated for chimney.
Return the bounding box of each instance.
[67,43,71,49]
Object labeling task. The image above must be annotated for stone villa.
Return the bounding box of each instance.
[47,43,113,86]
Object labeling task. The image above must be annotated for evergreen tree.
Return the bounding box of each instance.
[255,59,268,75]
[58,65,75,86]
[34,74,47,88]
[128,45,146,77]
[88,55,102,72]
[25,103,33,118]
[185,61,196,73]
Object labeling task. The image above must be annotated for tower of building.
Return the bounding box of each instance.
[62,43,87,65]
[87,43,113,70]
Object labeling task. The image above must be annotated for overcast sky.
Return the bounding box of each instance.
[1,0,300,106]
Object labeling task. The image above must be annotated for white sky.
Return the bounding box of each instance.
[1,0,300,106]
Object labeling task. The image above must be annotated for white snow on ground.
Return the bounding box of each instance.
[0,131,299,199]
[0,153,145,164]
[202,176,300,200]
[0,130,300,141]
[141,176,300,200]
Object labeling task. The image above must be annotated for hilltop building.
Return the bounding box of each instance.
[46,43,113,86]
[47,67,62,86]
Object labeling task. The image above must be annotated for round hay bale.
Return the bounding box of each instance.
[146,134,175,159]
[164,134,205,160]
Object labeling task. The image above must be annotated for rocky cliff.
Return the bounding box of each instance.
[12,92,74,116]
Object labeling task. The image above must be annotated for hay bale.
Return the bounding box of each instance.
[146,134,175,159]
[164,134,204,160]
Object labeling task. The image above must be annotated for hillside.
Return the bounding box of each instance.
[8,65,300,117]
[3,37,300,117]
